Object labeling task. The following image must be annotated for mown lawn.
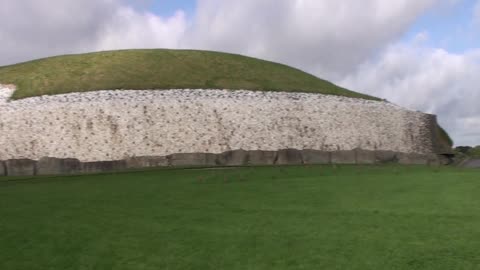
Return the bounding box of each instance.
[1,165,479,269]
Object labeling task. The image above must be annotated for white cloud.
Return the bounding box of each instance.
[340,41,480,146]
[94,7,187,51]
[0,0,187,65]
[0,0,118,64]
[187,0,437,80]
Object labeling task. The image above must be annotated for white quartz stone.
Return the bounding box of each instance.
[0,85,434,161]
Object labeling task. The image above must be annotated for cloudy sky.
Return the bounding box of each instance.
[1,0,479,146]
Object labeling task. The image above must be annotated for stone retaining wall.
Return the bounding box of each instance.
[0,87,443,163]
[0,149,442,176]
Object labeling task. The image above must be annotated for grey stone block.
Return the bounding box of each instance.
[397,153,429,165]
[276,149,303,165]
[169,153,212,167]
[5,159,37,176]
[426,154,442,166]
[37,157,82,175]
[355,149,375,164]
[217,150,248,166]
[81,160,127,174]
[438,154,454,166]
[375,150,398,164]
[125,156,169,169]
[247,151,277,166]
[0,161,5,176]
[331,150,356,164]
[301,150,331,164]
[205,153,219,166]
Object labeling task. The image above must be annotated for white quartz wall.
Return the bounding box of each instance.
[0,85,435,161]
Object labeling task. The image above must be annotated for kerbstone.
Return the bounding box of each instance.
[5,159,37,176]
[81,160,127,174]
[375,150,398,164]
[217,150,248,166]
[126,156,168,169]
[331,150,356,164]
[169,153,216,167]
[355,149,375,164]
[276,149,303,165]
[301,150,331,164]
[426,154,442,166]
[37,157,82,175]
[437,154,454,166]
[247,151,277,166]
[397,153,429,165]
[205,154,219,166]
[0,161,5,176]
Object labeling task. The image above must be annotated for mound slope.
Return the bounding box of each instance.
[0,49,452,176]
[0,49,378,100]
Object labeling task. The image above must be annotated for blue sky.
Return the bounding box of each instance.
[142,0,480,53]
[403,0,479,53]
[132,0,196,17]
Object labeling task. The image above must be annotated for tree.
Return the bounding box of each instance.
[455,146,472,154]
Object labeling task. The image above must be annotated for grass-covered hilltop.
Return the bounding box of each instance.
[0,49,378,100]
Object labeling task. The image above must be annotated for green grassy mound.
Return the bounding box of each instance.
[0,49,453,149]
[0,49,379,100]
[1,165,479,269]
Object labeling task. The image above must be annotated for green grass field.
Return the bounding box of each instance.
[1,165,479,269]
[0,49,378,100]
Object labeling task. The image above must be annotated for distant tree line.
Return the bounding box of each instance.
[454,146,480,158]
